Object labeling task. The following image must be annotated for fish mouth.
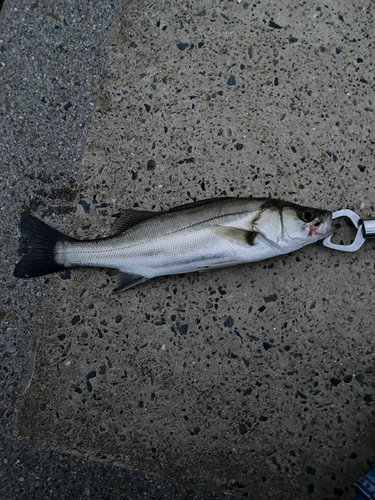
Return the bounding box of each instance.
[314,212,335,238]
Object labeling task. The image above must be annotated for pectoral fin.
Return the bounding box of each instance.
[211,226,257,246]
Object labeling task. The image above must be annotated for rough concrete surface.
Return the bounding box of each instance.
[2,0,375,499]
[0,1,229,499]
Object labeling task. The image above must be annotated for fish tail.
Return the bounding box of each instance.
[14,212,75,279]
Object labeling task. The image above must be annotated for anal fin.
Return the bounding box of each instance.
[109,270,148,292]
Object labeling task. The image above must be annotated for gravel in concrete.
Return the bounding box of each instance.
[2,1,375,499]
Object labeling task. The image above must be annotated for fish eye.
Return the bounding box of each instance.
[299,209,315,223]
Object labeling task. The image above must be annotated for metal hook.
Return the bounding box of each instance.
[323,209,365,252]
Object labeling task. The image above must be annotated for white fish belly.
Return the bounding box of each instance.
[59,224,283,279]
[116,229,282,278]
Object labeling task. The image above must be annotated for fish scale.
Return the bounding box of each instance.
[14,197,334,292]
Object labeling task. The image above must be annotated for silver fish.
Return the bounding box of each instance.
[14,197,334,292]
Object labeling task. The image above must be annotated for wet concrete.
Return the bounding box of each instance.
[2,0,375,499]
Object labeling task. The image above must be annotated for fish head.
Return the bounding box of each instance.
[257,200,334,251]
[282,204,334,244]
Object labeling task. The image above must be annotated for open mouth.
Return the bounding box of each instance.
[308,213,334,239]
[316,214,334,238]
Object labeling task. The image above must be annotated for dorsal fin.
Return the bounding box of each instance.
[168,197,232,213]
[111,209,157,235]
[111,198,233,235]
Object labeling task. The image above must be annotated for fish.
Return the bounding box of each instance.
[14,197,334,292]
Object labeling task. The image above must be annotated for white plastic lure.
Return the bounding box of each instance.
[14,197,334,292]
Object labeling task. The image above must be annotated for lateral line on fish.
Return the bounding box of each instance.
[60,208,260,255]
[14,199,334,292]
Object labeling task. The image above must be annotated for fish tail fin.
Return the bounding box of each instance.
[14,212,75,279]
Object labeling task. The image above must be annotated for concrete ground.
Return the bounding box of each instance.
[1,0,375,499]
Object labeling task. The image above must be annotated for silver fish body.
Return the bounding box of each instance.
[14,197,334,292]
